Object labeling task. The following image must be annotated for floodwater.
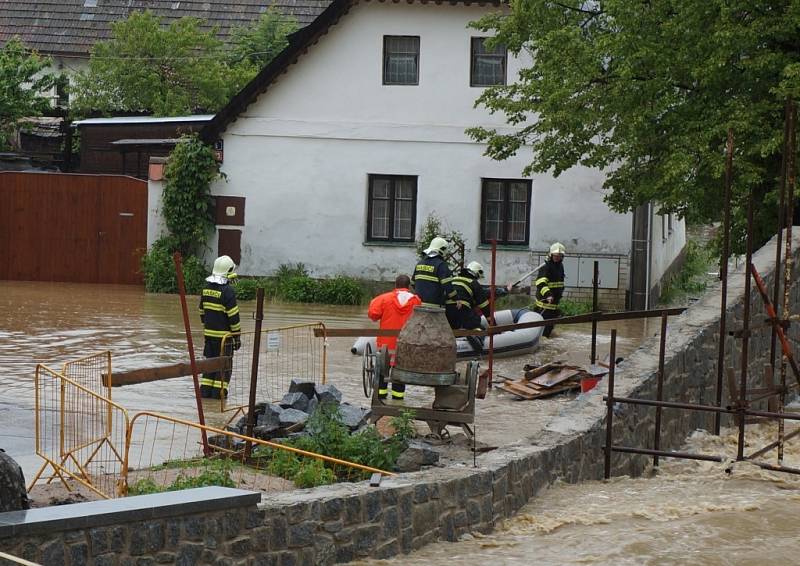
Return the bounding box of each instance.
[0,281,647,477]
[4,282,798,563]
[361,422,800,565]
[0,281,372,477]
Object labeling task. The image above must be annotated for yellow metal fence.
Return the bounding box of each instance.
[31,362,130,498]
[222,322,327,411]
[30,347,388,500]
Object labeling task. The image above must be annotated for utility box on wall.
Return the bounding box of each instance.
[535,255,620,289]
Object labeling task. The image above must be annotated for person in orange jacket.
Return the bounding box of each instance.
[368,273,421,400]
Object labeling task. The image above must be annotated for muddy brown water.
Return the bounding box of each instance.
[0,281,647,479]
[15,281,790,564]
[358,422,800,565]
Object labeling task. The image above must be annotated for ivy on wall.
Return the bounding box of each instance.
[162,134,223,256]
[143,134,222,293]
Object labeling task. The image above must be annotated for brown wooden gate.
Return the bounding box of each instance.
[0,172,147,284]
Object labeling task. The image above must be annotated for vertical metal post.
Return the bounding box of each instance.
[737,190,755,461]
[604,329,617,479]
[321,325,328,385]
[771,101,791,369]
[591,260,599,365]
[715,129,734,436]
[173,252,209,455]
[488,240,497,388]
[653,312,668,466]
[779,100,797,464]
[245,288,265,457]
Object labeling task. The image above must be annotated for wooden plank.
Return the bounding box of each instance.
[313,307,687,338]
[102,357,231,387]
[523,361,564,380]
[531,367,582,388]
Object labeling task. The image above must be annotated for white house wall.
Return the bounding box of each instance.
[650,212,687,291]
[211,1,632,282]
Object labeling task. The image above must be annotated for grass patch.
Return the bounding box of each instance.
[659,241,715,306]
[127,457,236,495]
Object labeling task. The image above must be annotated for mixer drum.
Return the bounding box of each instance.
[394,305,456,373]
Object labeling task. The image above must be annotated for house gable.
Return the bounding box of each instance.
[202,0,505,142]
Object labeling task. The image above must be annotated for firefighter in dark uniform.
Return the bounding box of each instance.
[533,242,566,338]
[198,255,242,399]
[412,236,456,308]
[446,261,491,352]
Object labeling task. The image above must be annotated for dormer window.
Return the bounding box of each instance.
[471,37,507,87]
[383,36,420,86]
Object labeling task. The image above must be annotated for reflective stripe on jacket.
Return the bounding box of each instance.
[198,282,241,339]
[452,270,490,318]
[412,255,455,307]
[534,259,565,310]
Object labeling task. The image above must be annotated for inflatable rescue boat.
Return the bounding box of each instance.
[351,308,544,359]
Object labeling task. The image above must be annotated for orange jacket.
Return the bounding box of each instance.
[368,288,421,355]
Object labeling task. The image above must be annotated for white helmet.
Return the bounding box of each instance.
[466,261,484,279]
[548,242,566,258]
[423,236,449,256]
[212,255,237,277]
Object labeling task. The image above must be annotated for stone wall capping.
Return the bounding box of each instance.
[0,487,259,539]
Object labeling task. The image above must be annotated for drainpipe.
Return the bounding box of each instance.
[644,202,652,309]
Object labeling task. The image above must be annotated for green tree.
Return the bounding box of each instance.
[468,1,800,252]
[71,11,247,116]
[0,38,55,149]
[228,9,297,71]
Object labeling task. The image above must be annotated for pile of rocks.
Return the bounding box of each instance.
[227,379,372,442]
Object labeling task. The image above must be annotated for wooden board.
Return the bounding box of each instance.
[499,378,581,400]
[530,367,582,388]
[102,356,232,387]
[523,361,564,380]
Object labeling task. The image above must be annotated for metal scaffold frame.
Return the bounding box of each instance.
[604,100,800,477]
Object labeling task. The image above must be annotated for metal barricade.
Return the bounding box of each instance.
[221,322,327,411]
[29,364,130,499]
[126,412,392,496]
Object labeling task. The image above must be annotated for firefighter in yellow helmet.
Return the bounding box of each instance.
[411,236,456,308]
[533,243,566,338]
[198,255,241,398]
[446,261,491,352]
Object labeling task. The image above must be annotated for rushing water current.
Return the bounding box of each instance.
[361,424,800,565]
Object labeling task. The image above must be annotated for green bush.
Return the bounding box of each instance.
[253,404,415,486]
[275,262,308,279]
[279,275,319,303]
[234,269,365,305]
[558,299,593,316]
[141,236,207,294]
[316,276,364,305]
[234,277,276,301]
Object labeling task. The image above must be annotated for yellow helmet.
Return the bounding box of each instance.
[423,236,449,256]
[548,242,566,258]
[212,255,236,277]
[466,261,484,279]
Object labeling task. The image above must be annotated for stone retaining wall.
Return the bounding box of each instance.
[2,232,797,564]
